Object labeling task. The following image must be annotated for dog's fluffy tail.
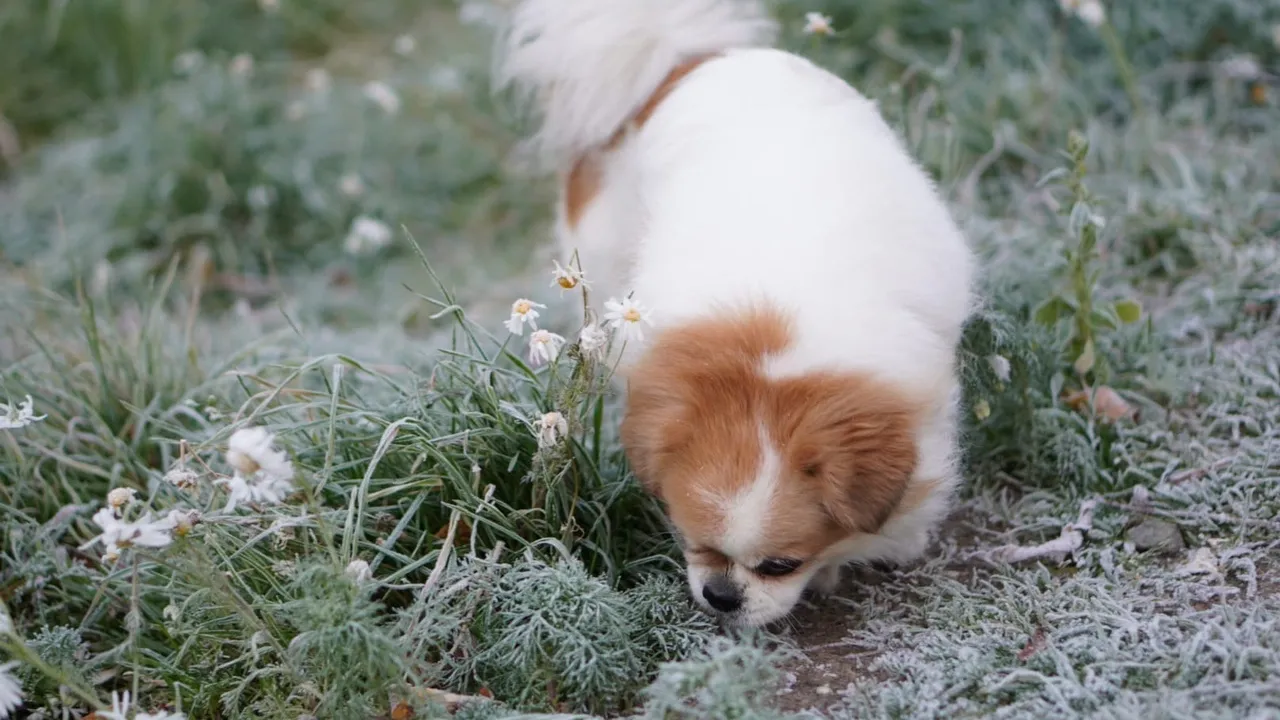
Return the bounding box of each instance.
[495,0,776,165]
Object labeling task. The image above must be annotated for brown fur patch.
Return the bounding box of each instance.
[562,53,720,230]
[564,152,603,231]
[621,305,922,564]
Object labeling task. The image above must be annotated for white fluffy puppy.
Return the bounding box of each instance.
[496,0,974,627]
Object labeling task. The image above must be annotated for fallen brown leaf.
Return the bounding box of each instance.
[1017,626,1048,662]
[1063,385,1134,422]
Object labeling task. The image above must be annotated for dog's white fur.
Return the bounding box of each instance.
[497,0,974,625]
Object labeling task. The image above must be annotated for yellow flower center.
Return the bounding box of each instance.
[514,300,532,315]
[557,276,577,290]
[623,308,642,323]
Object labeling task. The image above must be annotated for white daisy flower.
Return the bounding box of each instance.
[394,35,416,56]
[578,323,610,363]
[216,473,294,513]
[229,53,255,79]
[98,690,131,720]
[106,488,136,514]
[528,330,567,366]
[536,411,569,449]
[227,427,294,482]
[550,260,588,293]
[164,464,199,489]
[803,12,834,36]
[604,297,654,344]
[345,559,372,583]
[85,509,176,557]
[167,509,199,538]
[1059,0,1105,28]
[344,216,394,255]
[363,81,402,115]
[339,173,365,198]
[0,395,46,430]
[0,663,22,720]
[504,299,546,335]
[988,355,1012,383]
[304,68,331,95]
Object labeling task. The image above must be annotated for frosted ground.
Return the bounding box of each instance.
[1,1,1278,718]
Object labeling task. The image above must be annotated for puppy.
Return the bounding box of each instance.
[497,0,974,626]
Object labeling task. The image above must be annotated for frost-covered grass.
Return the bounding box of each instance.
[2,0,1280,718]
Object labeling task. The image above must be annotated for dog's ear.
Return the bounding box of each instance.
[777,373,917,533]
[620,377,691,500]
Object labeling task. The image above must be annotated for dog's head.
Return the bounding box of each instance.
[621,307,919,626]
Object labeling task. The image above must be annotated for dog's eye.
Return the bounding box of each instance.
[754,558,802,577]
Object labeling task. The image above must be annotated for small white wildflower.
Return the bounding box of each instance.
[163,604,180,622]
[167,509,198,537]
[1059,0,1105,28]
[304,67,331,94]
[247,185,276,211]
[604,297,654,344]
[550,260,588,293]
[363,81,401,114]
[988,355,1012,383]
[1077,0,1105,27]
[258,0,280,12]
[229,53,255,79]
[528,330,567,366]
[536,411,569,449]
[803,12,834,36]
[164,464,199,489]
[226,427,294,482]
[344,216,394,255]
[504,299,546,335]
[339,173,365,198]
[172,50,204,75]
[0,396,46,430]
[85,509,175,557]
[0,662,22,719]
[393,35,416,56]
[1221,54,1261,80]
[578,323,609,363]
[99,689,131,720]
[217,473,295,513]
[106,488,137,514]
[345,559,372,583]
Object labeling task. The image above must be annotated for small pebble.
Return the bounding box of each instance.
[1125,518,1185,554]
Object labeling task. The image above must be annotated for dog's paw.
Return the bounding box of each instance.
[808,564,842,597]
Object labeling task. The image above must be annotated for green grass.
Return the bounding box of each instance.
[3,0,1280,718]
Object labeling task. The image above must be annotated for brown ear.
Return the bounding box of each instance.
[620,376,690,500]
[777,374,918,533]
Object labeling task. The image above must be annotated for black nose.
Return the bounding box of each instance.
[702,576,742,613]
